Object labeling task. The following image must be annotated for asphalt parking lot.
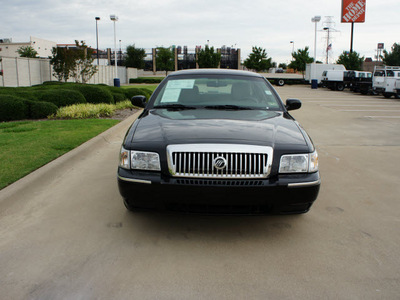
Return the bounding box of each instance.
[0,85,399,299]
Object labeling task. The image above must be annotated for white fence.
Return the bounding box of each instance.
[0,56,135,87]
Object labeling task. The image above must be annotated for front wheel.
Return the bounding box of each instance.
[336,83,345,91]
[383,93,392,99]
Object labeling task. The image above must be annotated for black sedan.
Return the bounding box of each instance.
[118,69,320,214]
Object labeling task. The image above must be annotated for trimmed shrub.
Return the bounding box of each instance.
[66,84,114,104]
[104,86,128,103]
[34,89,87,107]
[52,103,115,119]
[0,95,29,121]
[41,81,65,85]
[123,87,152,101]
[129,77,164,84]
[0,87,38,101]
[26,101,58,119]
[112,92,126,103]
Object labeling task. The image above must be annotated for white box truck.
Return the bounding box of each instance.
[305,64,346,84]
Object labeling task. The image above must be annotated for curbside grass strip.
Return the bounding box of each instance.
[0,110,142,199]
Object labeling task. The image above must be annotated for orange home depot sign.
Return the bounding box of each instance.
[342,0,366,23]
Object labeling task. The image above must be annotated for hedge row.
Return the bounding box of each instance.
[0,82,153,122]
[129,77,164,84]
[0,94,58,121]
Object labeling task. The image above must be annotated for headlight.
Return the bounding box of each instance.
[119,146,130,169]
[131,151,161,171]
[279,151,318,173]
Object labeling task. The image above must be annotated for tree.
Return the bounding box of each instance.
[288,47,313,74]
[17,46,38,58]
[71,40,98,83]
[50,40,98,83]
[50,47,77,82]
[382,43,400,66]
[243,46,272,72]
[156,47,174,75]
[125,45,146,69]
[196,45,221,68]
[336,51,364,70]
[278,63,287,69]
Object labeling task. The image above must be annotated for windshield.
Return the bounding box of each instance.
[152,75,282,110]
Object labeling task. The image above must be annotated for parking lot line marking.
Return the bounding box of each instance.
[364,116,400,118]
[338,110,400,112]
[322,104,400,107]
[307,99,390,102]
[307,100,397,104]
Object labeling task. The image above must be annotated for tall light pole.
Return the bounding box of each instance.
[119,39,122,62]
[95,17,100,66]
[290,41,294,54]
[311,16,321,89]
[110,14,119,86]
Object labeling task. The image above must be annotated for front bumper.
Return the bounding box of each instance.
[373,87,385,93]
[117,168,321,214]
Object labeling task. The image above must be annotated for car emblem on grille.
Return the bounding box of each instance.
[213,157,227,170]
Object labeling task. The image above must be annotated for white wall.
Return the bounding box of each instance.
[0,56,135,87]
[30,36,57,58]
[0,36,56,59]
[0,43,30,58]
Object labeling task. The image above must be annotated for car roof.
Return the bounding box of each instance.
[168,69,263,78]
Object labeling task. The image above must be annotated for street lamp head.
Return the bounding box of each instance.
[110,14,118,21]
[312,16,321,22]
[95,17,100,21]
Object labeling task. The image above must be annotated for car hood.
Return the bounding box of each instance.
[129,109,309,151]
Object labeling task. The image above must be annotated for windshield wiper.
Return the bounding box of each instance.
[153,104,197,110]
[204,105,253,110]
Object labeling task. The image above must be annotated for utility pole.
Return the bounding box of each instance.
[322,16,338,64]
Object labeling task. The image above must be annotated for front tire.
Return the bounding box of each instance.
[383,92,392,98]
[336,83,345,91]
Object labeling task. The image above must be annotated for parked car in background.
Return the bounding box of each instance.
[118,69,320,214]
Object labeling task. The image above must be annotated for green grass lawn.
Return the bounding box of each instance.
[123,84,159,93]
[0,119,119,190]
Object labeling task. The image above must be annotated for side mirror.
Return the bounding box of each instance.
[131,95,147,108]
[285,98,302,111]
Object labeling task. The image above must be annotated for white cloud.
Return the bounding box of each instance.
[2,0,400,64]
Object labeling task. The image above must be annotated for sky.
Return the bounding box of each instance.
[2,0,400,65]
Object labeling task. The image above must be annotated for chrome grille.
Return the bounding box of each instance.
[167,144,273,179]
